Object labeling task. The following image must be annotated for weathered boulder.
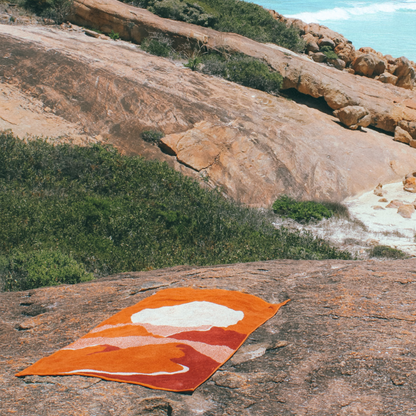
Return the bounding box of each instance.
[394,57,415,89]
[373,183,384,197]
[318,37,335,49]
[304,34,319,53]
[394,126,413,144]
[398,120,416,139]
[352,53,386,77]
[398,204,414,218]
[334,42,356,66]
[311,52,326,63]
[376,72,397,85]
[404,176,416,193]
[333,106,372,129]
[327,57,346,70]
[1,259,416,415]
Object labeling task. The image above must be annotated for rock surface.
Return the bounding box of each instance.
[1,259,416,415]
[65,0,416,133]
[2,25,416,205]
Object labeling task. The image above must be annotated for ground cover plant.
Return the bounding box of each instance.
[272,195,336,223]
[368,245,407,259]
[0,131,351,291]
[132,0,305,52]
[140,39,284,95]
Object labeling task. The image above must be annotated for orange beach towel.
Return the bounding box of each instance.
[16,288,289,392]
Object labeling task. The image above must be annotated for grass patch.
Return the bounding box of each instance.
[141,34,176,57]
[141,130,164,144]
[368,245,407,259]
[320,45,338,60]
[272,195,335,223]
[0,250,93,292]
[0,131,351,291]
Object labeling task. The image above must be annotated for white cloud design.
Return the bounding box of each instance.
[131,301,244,328]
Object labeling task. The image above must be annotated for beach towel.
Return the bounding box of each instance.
[16,288,289,392]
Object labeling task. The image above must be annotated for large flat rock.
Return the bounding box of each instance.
[1,25,416,205]
[71,0,416,133]
[1,259,416,415]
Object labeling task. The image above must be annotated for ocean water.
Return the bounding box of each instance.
[252,0,416,62]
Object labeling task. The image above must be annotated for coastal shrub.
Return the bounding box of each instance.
[24,0,73,23]
[369,245,406,259]
[141,35,174,57]
[0,131,351,291]
[141,130,164,144]
[200,52,283,94]
[184,56,203,71]
[0,250,93,292]
[320,45,338,60]
[109,30,120,40]
[141,0,216,27]
[224,55,283,94]
[129,0,305,52]
[272,195,334,223]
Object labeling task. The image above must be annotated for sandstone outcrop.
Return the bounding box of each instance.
[62,0,416,134]
[269,10,416,89]
[394,126,413,144]
[333,105,372,130]
[2,25,416,206]
[352,53,385,77]
[403,174,416,193]
[1,259,416,415]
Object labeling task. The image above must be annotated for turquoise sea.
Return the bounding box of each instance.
[251,0,416,62]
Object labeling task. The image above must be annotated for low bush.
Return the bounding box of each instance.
[143,0,216,27]
[0,250,93,291]
[130,0,305,52]
[141,130,164,144]
[109,30,120,40]
[320,45,338,60]
[224,55,283,94]
[272,195,334,223]
[24,0,73,24]
[368,245,407,259]
[0,131,351,291]
[141,35,174,57]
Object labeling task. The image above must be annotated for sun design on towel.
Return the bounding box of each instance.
[16,288,288,392]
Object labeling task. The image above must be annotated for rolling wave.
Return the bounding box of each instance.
[287,1,416,23]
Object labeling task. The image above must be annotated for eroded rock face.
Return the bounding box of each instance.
[62,0,416,133]
[333,106,372,129]
[394,126,413,144]
[2,25,416,206]
[1,259,416,415]
[352,53,385,77]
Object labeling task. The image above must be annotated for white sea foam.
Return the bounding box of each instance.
[287,1,416,23]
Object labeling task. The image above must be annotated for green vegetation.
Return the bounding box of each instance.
[320,45,338,60]
[368,245,407,259]
[0,250,93,292]
[142,0,215,27]
[109,30,120,40]
[140,41,283,95]
[0,131,351,290]
[24,0,73,24]
[140,35,175,57]
[132,0,305,52]
[141,130,164,144]
[272,195,335,223]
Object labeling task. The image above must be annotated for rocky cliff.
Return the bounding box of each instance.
[1,259,416,415]
[1,23,416,205]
